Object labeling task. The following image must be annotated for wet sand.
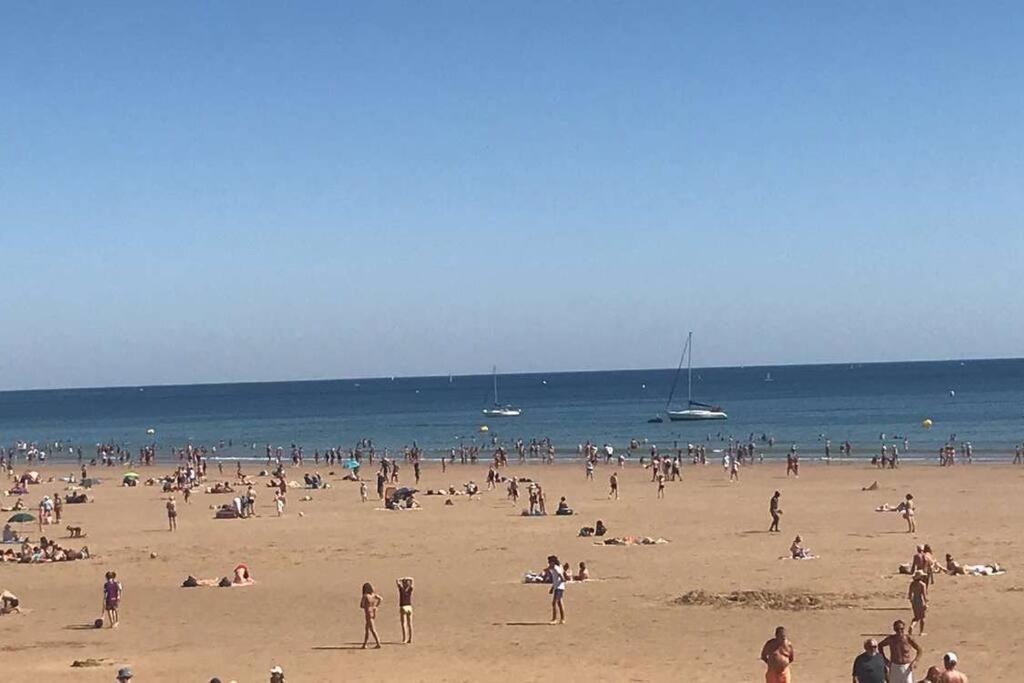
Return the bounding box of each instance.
[2,459,1022,681]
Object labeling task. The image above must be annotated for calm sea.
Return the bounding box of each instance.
[1,359,1022,461]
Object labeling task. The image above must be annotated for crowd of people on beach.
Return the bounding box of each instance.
[1,430,1009,680]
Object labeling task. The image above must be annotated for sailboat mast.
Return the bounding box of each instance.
[492,366,498,405]
[665,333,691,410]
[687,331,693,405]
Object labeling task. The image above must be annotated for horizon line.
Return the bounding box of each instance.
[2,353,1020,395]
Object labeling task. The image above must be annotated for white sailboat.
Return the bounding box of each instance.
[665,332,727,421]
[764,371,774,383]
[482,366,522,417]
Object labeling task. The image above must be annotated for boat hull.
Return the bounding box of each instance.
[482,408,522,417]
[667,409,728,421]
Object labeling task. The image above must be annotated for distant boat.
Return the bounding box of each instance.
[764,371,774,383]
[482,366,521,417]
[665,332,728,421]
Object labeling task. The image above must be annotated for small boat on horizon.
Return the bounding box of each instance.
[764,371,774,383]
[482,366,522,417]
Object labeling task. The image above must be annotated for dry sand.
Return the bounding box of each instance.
[2,459,1023,681]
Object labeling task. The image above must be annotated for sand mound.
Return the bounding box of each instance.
[672,589,866,611]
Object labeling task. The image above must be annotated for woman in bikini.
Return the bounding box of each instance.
[903,494,916,533]
[361,582,383,648]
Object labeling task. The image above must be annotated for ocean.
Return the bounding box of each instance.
[1,359,1022,462]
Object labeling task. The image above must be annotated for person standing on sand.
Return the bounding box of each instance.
[656,473,665,498]
[360,481,368,503]
[879,620,921,683]
[760,626,794,683]
[851,639,886,683]
[729,455,740,482]
[903,494,916,533]
[608,472,619,500]
[396,577,413,644]
[938,652,968,682]
[908,573,928,636]
[166,496,177,532]
[103,571,123,628]
[769,491,782,532]
[360,582,382,649]
[547,555,566,624]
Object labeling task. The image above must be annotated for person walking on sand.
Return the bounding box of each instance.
[937,652,968,682]
[166,496,177,532]
[879,619,921,683]
[656,472,665,498]
[760,626,794,683]
[547,555,566,624]
[729,454,740,482]
[608,472,619,500]
[908,573,928,636]
[103,571,123,628]
[396,577,414,644]
[360,582,383,649]
[769,491,782,532]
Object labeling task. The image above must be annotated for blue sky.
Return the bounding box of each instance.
[2,2,1022,389]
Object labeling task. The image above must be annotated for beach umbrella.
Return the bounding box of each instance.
[123,472,140,479]
[7,512,35,524]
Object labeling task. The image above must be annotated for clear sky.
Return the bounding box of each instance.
[2,2,1022,390]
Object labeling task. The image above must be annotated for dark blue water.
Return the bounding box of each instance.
[1,359,1022,460]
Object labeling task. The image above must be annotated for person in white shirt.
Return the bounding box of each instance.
[547,555,566,624]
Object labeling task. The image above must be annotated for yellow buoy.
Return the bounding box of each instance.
[921,418,933,429]
[479,425,489,433]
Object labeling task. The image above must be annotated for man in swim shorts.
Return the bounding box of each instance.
[879,620,921,683]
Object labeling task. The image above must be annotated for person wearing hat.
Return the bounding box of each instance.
[116,666,133,681]
[851,638,886,683]
[938,652,968,682]
[879,620,921,683]
[269,665,284,682]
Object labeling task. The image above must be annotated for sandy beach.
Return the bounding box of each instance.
[2,458,1022,681]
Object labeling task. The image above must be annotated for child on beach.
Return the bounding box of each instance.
[274,490,285,516]
[360,481,368,502]
[103,571,123,628]
[360,582,383,648]
[396,577,413,644]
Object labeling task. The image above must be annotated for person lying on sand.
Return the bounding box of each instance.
[939,554,1003,576]
[600,536,668,545]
